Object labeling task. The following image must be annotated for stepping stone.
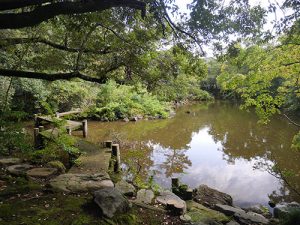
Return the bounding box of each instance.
[234,211,269,225]
[136,189,154,204]
[0,158,22,167]
[156,191,187,215]
[50,173,114,193]
[27,167,58,178]
[115,180,136,196]
[7,164,34,176]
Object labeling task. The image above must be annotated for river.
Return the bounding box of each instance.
[82,101,300,207]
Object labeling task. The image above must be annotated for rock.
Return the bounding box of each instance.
[50,173,113,192]
[244,205,271,218]
[273,202,300,219]
[156,191,186,215]
[186,200,230,224]
[123,118,129,122]
[193,185,233,208]
[130,116,138,121]
[215,204,245,216]
[27,167,58,178]
[115,180,136,197]
[93,187,130,218]
[47,161,66,174]
[180,214,192,222]
[226,221,240,225]
[234,211,269,225]
[7,164,34,176]
[136,189,154,204]
[0,158,22,167]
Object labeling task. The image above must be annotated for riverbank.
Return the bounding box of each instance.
[1,155,299,225]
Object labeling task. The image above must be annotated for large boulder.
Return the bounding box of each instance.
[94,187,130,218]
[156,191,186,215]
[136,189,154,204]
[273,202,300,219]
[193,185,233,209]
[50,173,114,193]
[7,164,33,176]
[115,180,136,197]
[186,200,230,224]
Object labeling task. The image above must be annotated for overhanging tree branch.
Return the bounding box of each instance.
[0,68,107,83]
[0,0,146,29]
[0,0,51,10]
[0,37,111,54]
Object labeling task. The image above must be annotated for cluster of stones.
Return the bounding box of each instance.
[1,157,300,224]
[0,157,60,179]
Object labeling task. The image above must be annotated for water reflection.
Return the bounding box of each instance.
[86,101,300,207]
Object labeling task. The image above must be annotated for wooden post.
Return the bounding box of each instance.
[82,119,87,138]
[185,188,193,200]
[104,140,113,148]
[171,177,179,189]
[112,144,121,172]
[34,128,40,149]
[66,126,72,135]
[34,114,39,127]
[38,126,44,132]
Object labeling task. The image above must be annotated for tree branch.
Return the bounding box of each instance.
[0,68,107,83]
[0,37,111,54]
[283,61,300,67]
[0,0,146,29]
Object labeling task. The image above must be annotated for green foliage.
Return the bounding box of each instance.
[292,131,300,151]
[88,80,169,121]
[279,209,300,225]
[0,110,32,155]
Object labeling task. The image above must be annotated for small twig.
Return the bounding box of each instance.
[283,113,300,127]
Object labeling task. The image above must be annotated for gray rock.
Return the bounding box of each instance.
[50,173,114,192]
[234,211,269,225]
[193,185,233,208]
[273,202,300,219]
[0,158,22,166]
[215,204,245,216]
[26,167,58,178]
[115,180,136,196]
[123,118,129,122]
[244,205,271,218]
[136,189,154,204]
[7,164,33,176]
[156,191,186,215]
[94,187,130,218]
[226,221,240,225]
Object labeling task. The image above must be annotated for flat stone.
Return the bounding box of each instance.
[186,200,230,224]
[156,191,186,215]
[244,205,271,218]
[136,189,154,204]
[193,185,233,208]
[94,187,130,218]
[50,173,114,193]
[27,167,57,178]
[7,164,34,176]
[234,211,269,225]
[115,180,136,196]
[215,204,245,216]
[273,202,300,219]
[0,158,22,166]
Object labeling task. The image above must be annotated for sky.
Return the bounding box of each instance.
[172,0,288,56]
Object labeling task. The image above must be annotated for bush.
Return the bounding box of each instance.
[87,80,170,120]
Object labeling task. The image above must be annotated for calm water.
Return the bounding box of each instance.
[85,101,300,207]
